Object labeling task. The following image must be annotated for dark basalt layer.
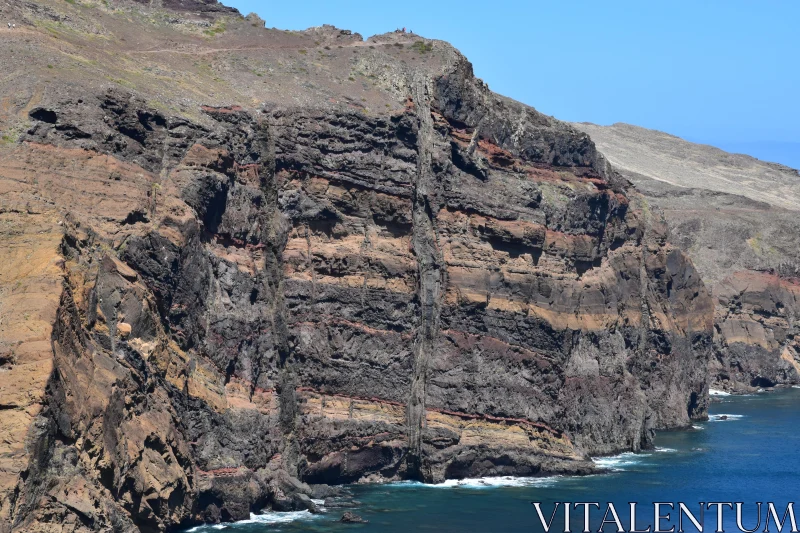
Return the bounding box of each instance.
[0,3,713,532]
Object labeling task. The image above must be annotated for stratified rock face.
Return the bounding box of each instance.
[0,3,712,531]
[712,272,800,389]
[126,0,239,14]
[574,123,800,392]
[0,212,63,528]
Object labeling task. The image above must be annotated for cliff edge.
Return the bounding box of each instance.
[574,122,800,393]
[0,2,712,531]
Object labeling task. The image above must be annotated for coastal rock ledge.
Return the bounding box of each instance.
[0,0,712,531]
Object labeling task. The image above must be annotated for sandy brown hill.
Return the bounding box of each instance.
[575,122,800,211]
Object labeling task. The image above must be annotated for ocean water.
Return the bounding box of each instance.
[186,387,800,532]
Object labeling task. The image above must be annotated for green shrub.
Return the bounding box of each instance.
[411,41,433,53]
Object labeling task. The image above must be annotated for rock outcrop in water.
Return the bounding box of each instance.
[0,1,713,531]
[574,123,800,393]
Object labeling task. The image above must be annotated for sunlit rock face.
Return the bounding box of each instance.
[0,1,713,530]
[573,122,800,393]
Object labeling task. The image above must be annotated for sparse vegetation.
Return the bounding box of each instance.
[640,196,651,219]
[540,183,571,208]
[106,76,135,89]
[747,232,778,257]
[149,182,162,216]
[0,121,29,146]
[204,20,226,37]
[411,40,433,53]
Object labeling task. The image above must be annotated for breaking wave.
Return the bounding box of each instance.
[708,413,744,421]
[709,388,731,396]
[186,510,320,531]
[387,476,561,489]
[434,476,561,488]
[592,451,651,471]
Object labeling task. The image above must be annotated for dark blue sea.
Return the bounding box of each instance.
[186,387,800,533]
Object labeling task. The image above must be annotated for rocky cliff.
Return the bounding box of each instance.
[574,123,800,393]
[0,1,713,531]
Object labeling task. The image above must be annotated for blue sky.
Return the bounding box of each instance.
[225,1,799,169]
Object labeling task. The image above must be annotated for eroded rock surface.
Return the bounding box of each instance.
[574,123,800,392]
[0,2,713,531]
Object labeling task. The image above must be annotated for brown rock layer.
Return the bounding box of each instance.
[0,2,714,531]
[711,271,800,389]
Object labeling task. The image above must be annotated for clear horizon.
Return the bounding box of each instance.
[224,0,799,169]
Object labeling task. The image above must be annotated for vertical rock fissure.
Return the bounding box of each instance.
[407,78,445,481]
[636,210,656,450]
[638,210,652,356]
[252,117,298,472]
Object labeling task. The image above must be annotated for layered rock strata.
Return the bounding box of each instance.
[0,1,713,531]
[574,123,800,392]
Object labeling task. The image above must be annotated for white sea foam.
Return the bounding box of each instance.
[692,424,704,430]
[792,385,800,389]
[187,510,321,531]
[709,388,731,396]
[655,447,677,453]
[434,476,560,488]
[310,498,328,512]
[186,525,229,532]
[709,413,744,421]
[387,476,560,489]
[592,452,650,471]
[241,510,321,526]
